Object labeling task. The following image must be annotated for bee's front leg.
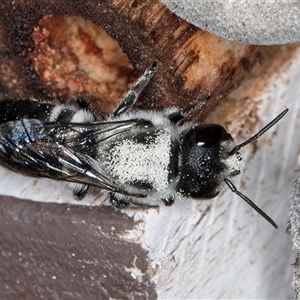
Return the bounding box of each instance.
[161,196,175,206]
[109,192,160,209]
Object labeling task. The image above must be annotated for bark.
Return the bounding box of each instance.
[1,0,264,119]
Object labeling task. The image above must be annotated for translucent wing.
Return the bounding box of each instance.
[0,118,146,196]
[44,118,145,154]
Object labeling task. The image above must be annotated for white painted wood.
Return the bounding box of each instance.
[136,49,300,299]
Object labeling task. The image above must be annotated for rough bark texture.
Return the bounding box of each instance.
[0,0,265,120]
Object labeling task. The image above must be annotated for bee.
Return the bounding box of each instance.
[0,63,287,228]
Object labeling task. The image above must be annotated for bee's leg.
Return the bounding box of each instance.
[70,95,90,108]
[167,110,186,124]
[112,62,157,117]
[70,183,90,200]
[167,104,199,125]
[70,95,102,120]
[161,196,175,206]
[109,192,130,208]
[109,192,159,209]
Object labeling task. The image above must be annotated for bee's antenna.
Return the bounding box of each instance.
[224,178,278,229]
[230,108,289,154]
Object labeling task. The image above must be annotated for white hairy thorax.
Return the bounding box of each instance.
[102,128,173,193]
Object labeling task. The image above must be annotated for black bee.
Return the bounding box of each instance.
[0,63,287,228]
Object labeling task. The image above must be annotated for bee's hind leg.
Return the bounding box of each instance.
[109,192,130,208]
[112,63,157,117]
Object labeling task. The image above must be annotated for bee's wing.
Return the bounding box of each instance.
[44,119,141,154]
[45,119,145,194]
[22,140,123,192]
[0,118,144,196]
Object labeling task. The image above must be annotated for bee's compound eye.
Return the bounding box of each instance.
[196,124,229,148]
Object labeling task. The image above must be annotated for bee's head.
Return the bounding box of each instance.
[176,108,288,229]
[176,124,239,199]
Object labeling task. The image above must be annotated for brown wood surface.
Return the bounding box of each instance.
[0,0,263,119]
